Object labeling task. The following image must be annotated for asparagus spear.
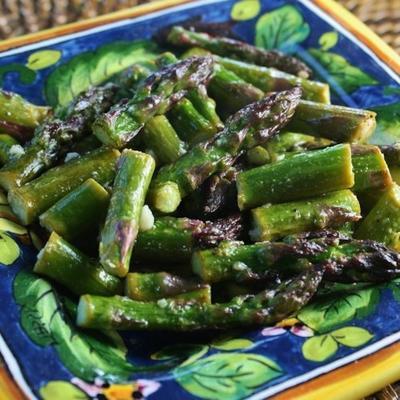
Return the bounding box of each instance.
[8,147,120,225]
[351,145,392,192]
[186,86,223,130]
[150,88,302,213]
[76,268,323,331]
[287,100,376,143]
[100,150,155,277]
[134,214,243,264]
[208,64,264,118]
[0,84,119,191]
[143,115,187,165]
[168,98,218,144]
[34,232,122,296]
[192,231,400,284]
[237,144,354,210]
[166,26,312,78]
[93,56,215,148]
[125,272,207,301]
[218,57,330,103]
[0,134,19,165]
[39,178,110,242]
[355,184,400,251]
[251,190,361,242]
[0,89,50,134]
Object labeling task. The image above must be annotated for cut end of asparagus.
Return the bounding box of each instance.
[0,171,19,191]
[150,181,182,214]
[76,295,94,328]
[7,187,31,225]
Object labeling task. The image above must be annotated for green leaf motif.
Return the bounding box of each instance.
[302,326,373,362]
[297,287,379,333]
[45,40,159,107]
[26,50,62,70]
[0,232,20,265]
[0,218,27,235]
[0,64,36,86]
[231,0,261,21]
[309,49,378,93]
[331,327,373,347]
[369,102,400,145]
[151,344,208,367]
[40,381,88,400]
[175,353,282,400]
[319,32,339,51]
[211,338,253,351]
[302,334,338,362]
[255,5,310,52]
[13,271,134,381]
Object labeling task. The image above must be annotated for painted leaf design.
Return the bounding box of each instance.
[151,344,208,367]
[0,232,20,265]
[309,49,378,92]
[175,353,282,400]
[369,102,400,145]
[231,0,261,21]
[302,334,338,362]
[26,50,62,70]
[297,287,379,333]
[255,5,310,52]
[211,338,253,350]
[13,271,134,381]
[44,40,159,107]
[0,217,27,235]
[0,64,36,86]
[319,32,339,51]
[331,327,373,347]
[40,381,88,400]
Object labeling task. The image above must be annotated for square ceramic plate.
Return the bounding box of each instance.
[0,1,400,399]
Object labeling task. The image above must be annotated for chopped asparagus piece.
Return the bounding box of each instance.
[237,144,354,210]
[39,178,110,242]
[34,232,122,296]
[100,150,155,277]
[251,190,361,241]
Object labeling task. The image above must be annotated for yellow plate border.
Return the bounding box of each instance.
[0,1,399,399]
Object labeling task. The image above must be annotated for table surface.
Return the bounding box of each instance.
[0,1,399,399]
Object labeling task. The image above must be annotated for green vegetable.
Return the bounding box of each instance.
[250,190,361,241]
[34,232,122,296]
[39,178,110,242]
[168,98,218,144]
[351,144,392,192]
[219,57,330,103]
[287,100,376,143]
[143,115,187,165]
[93,57,215,148]
[76,268,323,330]
[8,147,120,225]
[150,88,301,213]
[0,134,19,165]
[355,184,400,251]
[100,150,155,277]
[166,26,312,78]
[237,144,354,210]
[125,272,207,301]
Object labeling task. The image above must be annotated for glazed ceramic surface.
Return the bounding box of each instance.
[0,1,400,399]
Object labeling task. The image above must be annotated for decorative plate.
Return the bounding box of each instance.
[0,1,400,399]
